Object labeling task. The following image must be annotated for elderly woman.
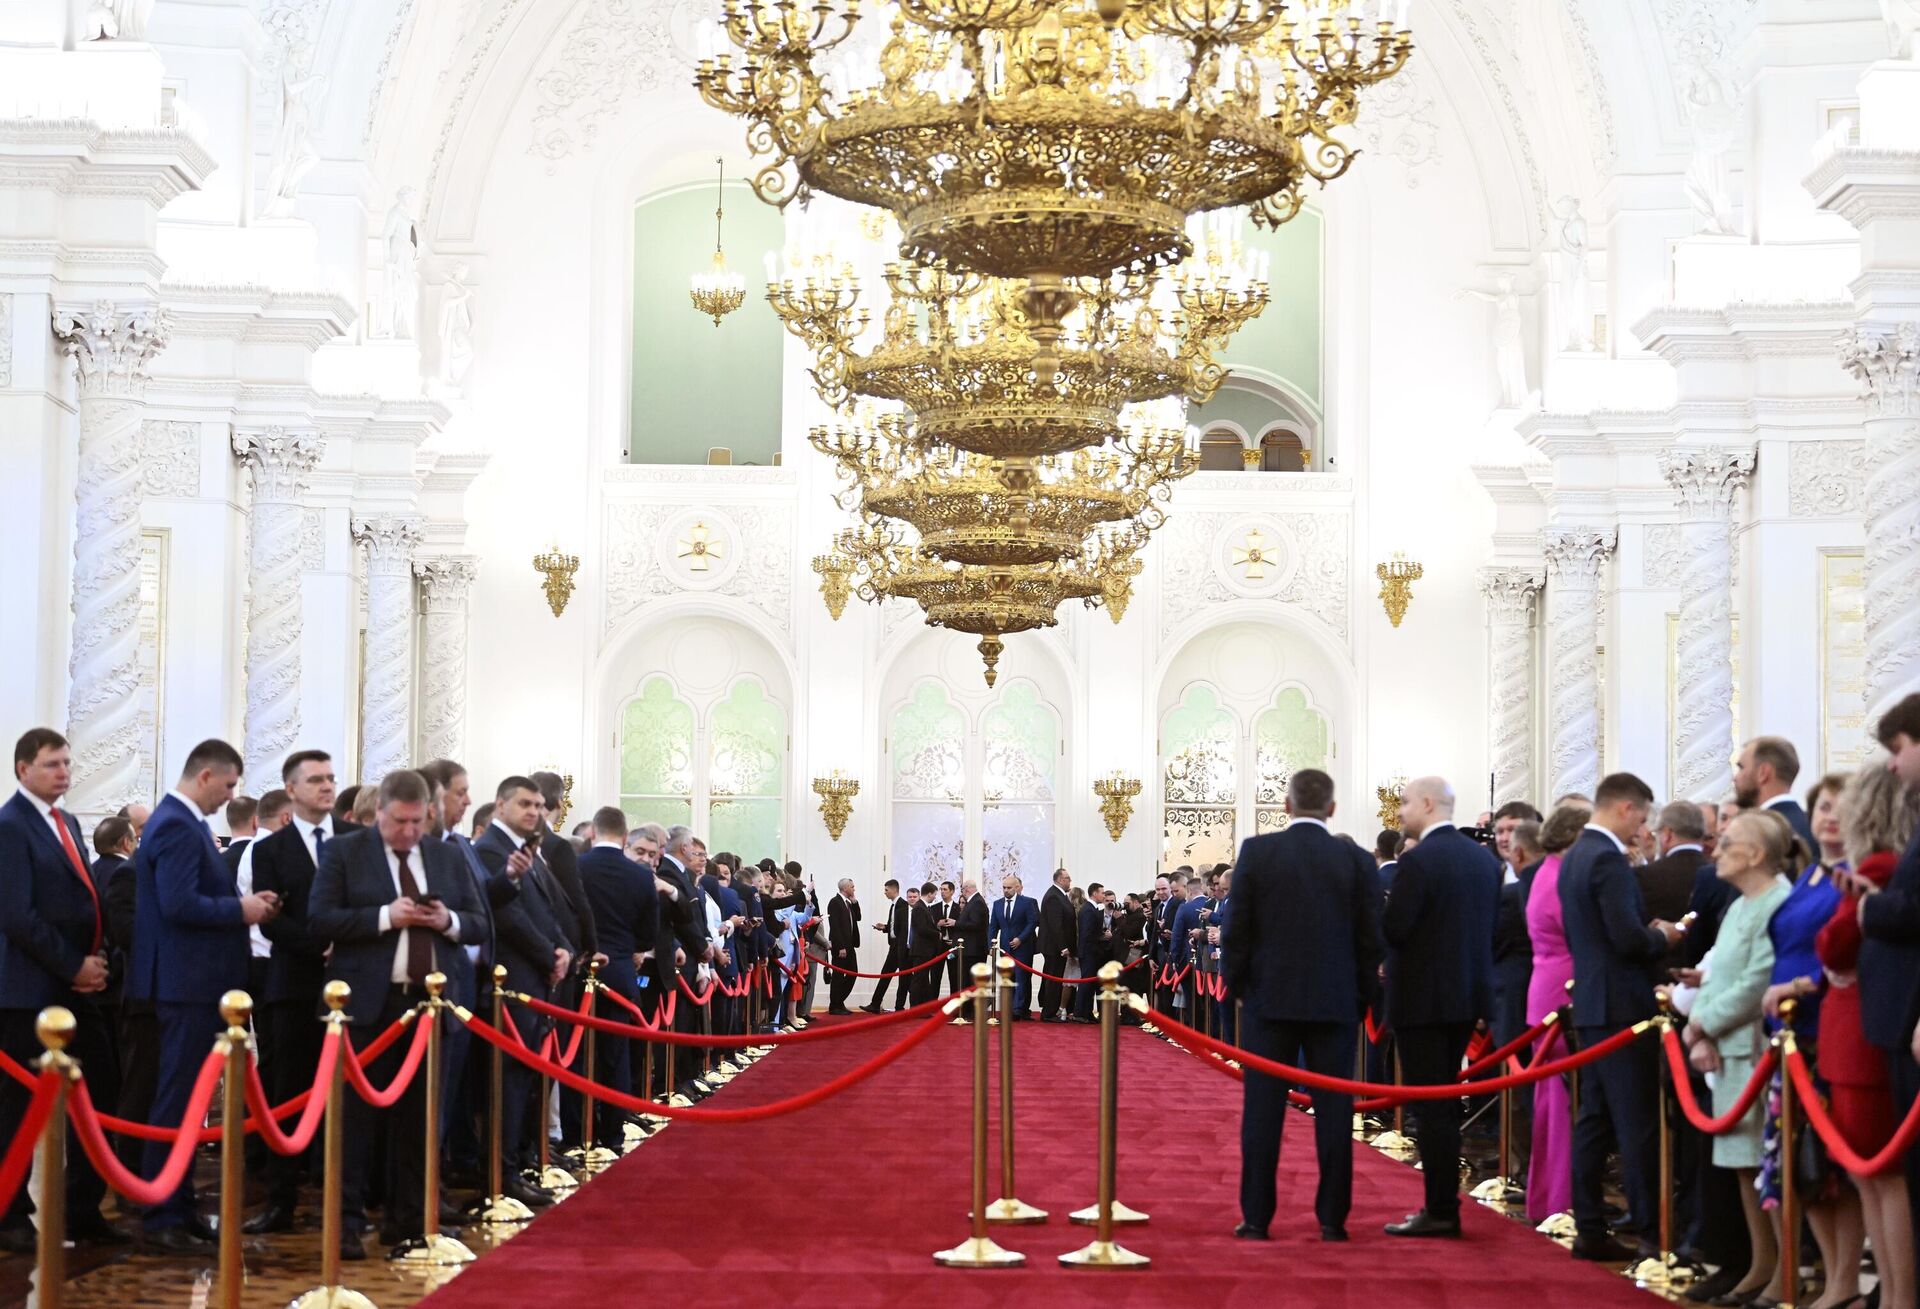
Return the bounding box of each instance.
[1681,812,1793,1305]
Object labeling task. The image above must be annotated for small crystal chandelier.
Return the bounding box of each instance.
[689,157,746,326]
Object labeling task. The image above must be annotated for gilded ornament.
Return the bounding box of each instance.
[812,772,859,841]
[1093,772,1142,842]
[1376,552,1422,627]
[533,546,579,617]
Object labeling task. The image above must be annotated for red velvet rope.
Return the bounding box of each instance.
[1459,1016,1559,1080]
[67,1050,226,1206]
[813,949,953,980]
[596,984,663,1031]
[1785,1045,1920,1177]
[1010,955,1151,985]
[536,989,595,1069]
[510,990,954,1048]
[678,976,719,1007]
[342,1015,433,1108]
[458,1003,953,1123]
[1151,1008,1650,1101]
[0,1069,60,1215]
[1661,1026,1779,1136]
[243,1030,339,1156]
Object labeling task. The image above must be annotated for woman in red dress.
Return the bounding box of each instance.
[1815,762,1920,1309]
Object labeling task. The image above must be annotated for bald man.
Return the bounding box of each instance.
[1380,776,1502,1239]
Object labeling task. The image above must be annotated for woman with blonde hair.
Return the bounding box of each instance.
[1680,811,1793,1304]
[1813,763,1920,1309]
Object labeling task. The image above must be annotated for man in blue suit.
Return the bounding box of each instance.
[0,728,130,1251]
[1560,771,1682,1262]
[1172,873,1213,1023]
[989,874,1039,1018]
[1381,775,1501,1239]
[1733,735,1815,851]
[128,739,279,1250]
[576,806,656,1142]
[1223,769,1382,1243]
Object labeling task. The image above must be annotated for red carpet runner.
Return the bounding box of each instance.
[422,1019,1662,1307]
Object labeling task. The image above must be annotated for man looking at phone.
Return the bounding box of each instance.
[310,768,481,1254]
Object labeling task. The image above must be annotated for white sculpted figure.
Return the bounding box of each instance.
[438,262,475,388]
[263,61,326,219]
[1885,0,1920,59]
[83,0,151,40]
[380,188,420,341]
[1554,196,1594,353]
[1457,273,1531,409]
[1682,71,1739,236]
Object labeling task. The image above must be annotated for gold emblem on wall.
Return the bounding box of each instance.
[812,772,859,841]
[677,522,724,572]
[1231,528,1276,581]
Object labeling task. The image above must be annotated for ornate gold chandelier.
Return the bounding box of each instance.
[689,157,748,325]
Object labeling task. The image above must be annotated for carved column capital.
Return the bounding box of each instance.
[1838,322,1920,420]
[1543,528,1617,585]
[233,427,324,502]
[352,514,424,576]
[52,302,170,399]
[1660,446,1756,520]
[1479,566,1546,622]
[414,555,478,610]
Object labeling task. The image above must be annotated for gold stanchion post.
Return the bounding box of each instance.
[986,943,1001,1027]
[1778,998,1801,1309]
[568,962,619,1171]
[1062,962,1149,1266]
[1371,1045,1413,1152]
[934,965,1024,1268]
[467,969,534,1226]
[394,974,475,1266]
[293,983,379,1308]
[217,991,252,1309]
[1629,992,1688,1287]
[983,956,1045,1224]
[34,1007,76,1309]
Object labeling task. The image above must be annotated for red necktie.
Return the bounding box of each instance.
[52,809,103,955]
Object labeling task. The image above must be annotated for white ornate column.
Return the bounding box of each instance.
[1479,566,1545,807]
[1660,447,1755,801]
[1543,528,1617,803]
[1838,325,1920,723]
[352,515,423,785]
[233,427,324,786]
[51,303,169,820]
[414,556,477,765]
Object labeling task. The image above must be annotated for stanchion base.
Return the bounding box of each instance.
[950,1017,971,1026]
[536,1166,579,1193]
[566,1146,621,1172]
[1468,1177,1525,1206]
[1629,1254,1694,1289]
[666,1093,695,1109]
[932,1235,1026,1267]
[465,1194,536,1225]
[622,1120,650,1145]
[290,1284,380,1309]
[1535,1212,1576,1240]
[689,1078,715,1095]
[1068,1201,1148,1227]
[980,1197,1048,1225]
[1059,1238,1150,1268]
[1369,1130,1414,1152]
[389,1233,476,1267]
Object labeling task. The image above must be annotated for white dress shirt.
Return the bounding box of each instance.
[234,842,272,958]
[374,842,461,984]
[1583,822,1628,855]
[291,812,335,869]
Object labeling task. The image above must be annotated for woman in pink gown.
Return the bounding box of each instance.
[1524,802,1592,1223]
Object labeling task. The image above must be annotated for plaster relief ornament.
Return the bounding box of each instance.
[438,262,475,388]
[677,521,723,572]
[379,187,421,341]
[263,56,327,219]
[1457,273,1532,409]
[1886,0,1920,59]
[83,0,150,40]
[1683,70,1739,236]
[1554,197,1594,352]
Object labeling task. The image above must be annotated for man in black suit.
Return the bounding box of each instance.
[0,729,131,1252]
[931,880,963,995]
[1223,769,1382,1243]
[309,768,481,1253]
[1037,868,1076,1023]
[1733,735,1814,850]
[247,750,354,1233]
[652,827,713,1096]
[1560,771,1682,1261]
[862,880,905,1013]
[1148,872,1182,1016]
[904,884,942,1006]
[955,878,989,983]
[825,879,861,1014]
[576,807,656,1144]
[1640,801,1711,954]
[1071,882,1109,1023]
[531,771,597,965]
[222,795,259,872]
[1380,775,1501,1239]
[473,777,573,1195]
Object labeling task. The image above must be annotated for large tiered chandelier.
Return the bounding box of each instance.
[696,0,1414,678]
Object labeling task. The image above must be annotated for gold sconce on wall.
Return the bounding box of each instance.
[533,546,579,618]
[812,772,859,841]
[1093,772,1142,842]
[1376,552,1423,628]
[1377,775,1408,831]
[813,549,853,621]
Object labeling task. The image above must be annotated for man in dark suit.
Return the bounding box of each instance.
[127,739,279,1250]
[1380,775,1501,1239]
[652,827,712,1098]
[1639,801,1711,968]
[904,883,942,1006]
[1148,872,1183,1016]
[1223,769,1382,1242]
[97,815,156,1181]
[1072,882,1109,1023]
[245,750,354,1233]
[221,795,258,874]
[989,875,1040,1018]
[309,768,481,1254]
[1733,735,1814,850]
[576,806,656,1144]
[825,879,861,1014]
[1855,695,1920,1255]
[1037,868,1076,1022]
[862,880,906,1013]
[931,880,963,995]
[473,777,572,1196]
[1374,829,1405,899]
[1560,771,1683,1261]
[956,878,989,984]
[0,729,131,1251]
[531,771,597,965]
